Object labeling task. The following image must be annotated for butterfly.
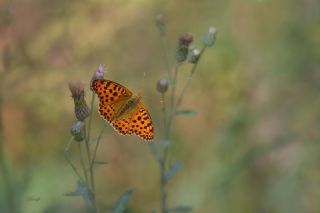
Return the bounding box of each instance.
[91,79,154,141]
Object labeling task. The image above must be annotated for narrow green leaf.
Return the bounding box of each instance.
[94,160,108,165]
[111,188,133,213]
[168,205,193,212]
[175,110,196,116]
[164,161,183,183]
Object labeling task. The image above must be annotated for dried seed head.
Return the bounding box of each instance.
[187,48,201,64]
[70,121,85,142]
[156,79,170,94]
[155,14,166,36]
[202,26,217,47]
[176,32,194,63]
[179,32,194,46]
[69,80,90,121]
[69,80,85,98]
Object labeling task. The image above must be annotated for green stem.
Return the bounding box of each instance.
[161,36,172,80]
[160,156,167,213]
[78,142,89,184]
[85,92,99,212]
[90,125,107,173]
[84,93,95,180]
[64,137,85,183]
[0,69,17,213]
[176,47,207,107]
[161,93,167,131]
[87,92,95,142]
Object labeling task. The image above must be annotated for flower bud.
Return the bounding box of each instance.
[202,26,217,47]
[156,79,170,94]
[90,65,106,91]
[155,14,166,36]
[68,80,90,121]
[70,121,85,142]
[176,33,194,63]
[187,48,201,64]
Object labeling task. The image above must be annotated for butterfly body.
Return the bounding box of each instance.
[91,79,154,141]
[112,94,142,122]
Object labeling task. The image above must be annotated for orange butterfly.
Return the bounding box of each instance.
[91,79,154,141]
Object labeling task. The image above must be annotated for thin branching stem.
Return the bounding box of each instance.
[87,92,95,141]
[89,125,107,203]
[64,137,85,183]
[170,64,180,111]
[0,71,16,213]
[85,92,99,213]
[90,125,107,169]
[78,142,89,184]
[161,36,172,80]
[161,93,167,130]
[85,93,95,170]
[176,47,207,107]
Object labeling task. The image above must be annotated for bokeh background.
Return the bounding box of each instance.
[1,0,320,212]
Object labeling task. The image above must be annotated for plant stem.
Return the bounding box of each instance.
[170,64,180,111]
[161,36,172,80]
[161,93,167,131]
[160,157,167,213]
[85,92,99,213]
[85,93,95,172]
[87,92,95,142]
[78,142,89,184]
[89,123,106,213]
[90,125,107,169]
[176,47,207,107]
[0,69,16,213]
[64,137,85,183]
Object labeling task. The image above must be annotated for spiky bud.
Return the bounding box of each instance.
[202,26,217,47]
[176,32,194,63]
[68,80,90,121]
[187,48,201,64]
[70,121,85,142]
[156,79,170,94]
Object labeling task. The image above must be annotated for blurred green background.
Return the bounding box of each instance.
[1,0,320,212]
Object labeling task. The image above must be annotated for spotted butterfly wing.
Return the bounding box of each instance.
[98,102,132,135]
[129,103,154,141]
[91,79,132,105]
[92,79,154,141]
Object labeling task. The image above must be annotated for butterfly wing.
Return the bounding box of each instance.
[129,103,154,141]
[91,79,132,106]
[98,101,132,135]
[93,79,153,140]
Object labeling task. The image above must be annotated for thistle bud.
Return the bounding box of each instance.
[187,48,201,64]
[70,121,85,142]
[68,80,90,121]
[176,32,194,63]
[91,64,105,81]
[202,26,217,47]
[156,79,170,94]
[90,65,106,91]
[155,14,166,36]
